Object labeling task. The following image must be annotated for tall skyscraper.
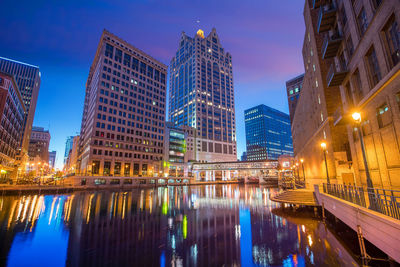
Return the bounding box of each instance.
[28,126,50,163]
[65,135,80,173]
[0,57,41,154]
[286,74,304,123]
[77,30,167,178]
[244,104,293,161]
[169,28,237,162]
[0,72,25,178]
[64,136,74,164]
[49,150,56,169]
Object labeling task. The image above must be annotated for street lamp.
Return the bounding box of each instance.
[352,112,376,209]
[92,162,96,176]
[320,142,330,184]
[300,158,306,182]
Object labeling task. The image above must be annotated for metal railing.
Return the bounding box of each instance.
[295,179,306,189]
[323,183,400,220]
[326,62,348,86]
[317,3,337,30]
[321,31,343,57]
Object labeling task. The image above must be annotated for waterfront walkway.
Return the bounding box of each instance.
[269,185,400,263]
[314,185,400,263]
[270,189,318,206]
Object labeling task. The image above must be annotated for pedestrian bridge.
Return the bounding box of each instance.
[192,160,279,183]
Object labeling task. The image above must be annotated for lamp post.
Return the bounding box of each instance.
[17,167,21,185]
[300,158,305,182]
[31,163,35,184]
[352,112,376,209]
[92,163,96,176]
[321,142,330,184]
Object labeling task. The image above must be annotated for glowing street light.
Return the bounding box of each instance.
[320,142,327,150]
[320,142,330,184]
[352,112,361,123]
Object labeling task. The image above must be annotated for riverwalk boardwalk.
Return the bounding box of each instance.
[270,185,400,263]
[314,185,400,263]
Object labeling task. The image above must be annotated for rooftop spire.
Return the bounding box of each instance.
[196,29,205,39]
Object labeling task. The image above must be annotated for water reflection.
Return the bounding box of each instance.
[0,185,358,266]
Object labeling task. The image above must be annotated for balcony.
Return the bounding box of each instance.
[322,33,343,59]
[312,0,328,8]
[327,63,348,87]
[317,4,337,33]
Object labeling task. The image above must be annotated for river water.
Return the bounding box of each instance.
[0,185,359,266]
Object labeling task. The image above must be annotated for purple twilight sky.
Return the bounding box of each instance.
[0,0,305,168]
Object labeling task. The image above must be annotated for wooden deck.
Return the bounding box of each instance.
[270,189,319,206]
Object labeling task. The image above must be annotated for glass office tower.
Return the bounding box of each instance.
[244,104,293,161]
[0,57,41,153]
[169,28,237,162]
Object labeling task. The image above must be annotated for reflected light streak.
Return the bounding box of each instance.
[16,197,23,221]
[54,198,61,225]
[28,195,38,222]
[21,196,31,222]
[307,235,313,247]
[7,200,18,229]
[122,193,126,220]
[48,196,57,225]
[86,194,94,224]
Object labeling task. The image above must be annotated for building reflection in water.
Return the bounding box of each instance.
[0,185,358,266]
[0,195,70,267]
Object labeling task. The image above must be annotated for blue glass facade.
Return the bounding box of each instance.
[244,105,293,161]
[64,136,74,163]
